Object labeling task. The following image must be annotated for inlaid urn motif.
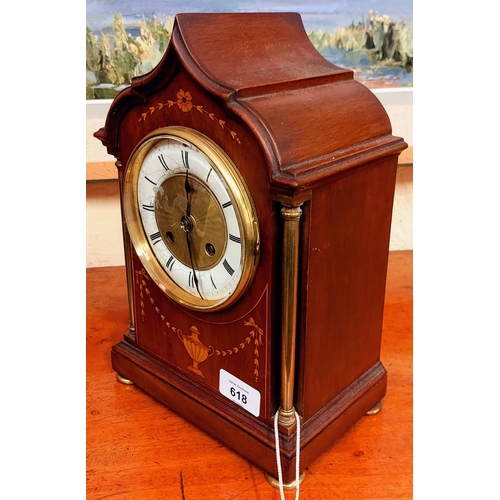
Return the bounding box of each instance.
[178,326,214,378]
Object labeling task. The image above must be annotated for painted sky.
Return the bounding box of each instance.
[86,0,412,32]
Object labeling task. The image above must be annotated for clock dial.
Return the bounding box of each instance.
[123,127,260,311]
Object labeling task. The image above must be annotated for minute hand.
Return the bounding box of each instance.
[184,169,203,299]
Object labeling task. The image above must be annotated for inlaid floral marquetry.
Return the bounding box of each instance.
[139,88,241,144]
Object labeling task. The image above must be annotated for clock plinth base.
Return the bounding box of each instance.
[265,471,305,490]
[111,338,387,484]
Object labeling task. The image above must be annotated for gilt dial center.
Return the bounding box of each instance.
[154,173,228,271]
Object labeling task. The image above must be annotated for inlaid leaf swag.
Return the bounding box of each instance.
[138,88,241,144]
[136,269,264,381]
[136,269,181,335]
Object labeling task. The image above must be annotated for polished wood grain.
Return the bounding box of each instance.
[87,250,412,499]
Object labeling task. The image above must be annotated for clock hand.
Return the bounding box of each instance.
[184,166,192,216]
[185,228,203,299]
[183,166,203,300]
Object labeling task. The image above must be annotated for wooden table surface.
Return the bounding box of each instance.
[87,250,412,499]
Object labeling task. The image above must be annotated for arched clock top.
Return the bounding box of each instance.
[173,12,353,97]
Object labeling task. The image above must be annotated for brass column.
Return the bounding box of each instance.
[117,160,136,341]
[278,204,302,427]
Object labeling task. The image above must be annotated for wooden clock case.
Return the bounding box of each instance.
[95,12,407,484]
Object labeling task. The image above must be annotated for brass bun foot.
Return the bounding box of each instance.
[116,373,134,385]
[366,400,382,416]
[265,471,305,490]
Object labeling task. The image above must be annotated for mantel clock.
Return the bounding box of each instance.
[95,12,407,486]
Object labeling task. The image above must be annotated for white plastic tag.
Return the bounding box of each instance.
[219,369,261,417]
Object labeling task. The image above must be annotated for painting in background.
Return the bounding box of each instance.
[86,0,412,99]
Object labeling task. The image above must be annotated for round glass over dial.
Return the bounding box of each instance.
[123,126,260,311]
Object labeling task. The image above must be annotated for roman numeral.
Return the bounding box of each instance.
[229,234,241,244]
[181,150,190,169]
[222,201,232,209]
[206,168,213,182]
[166,256,175,271]
[150,232,162,245]
[158,154,169,170]
[223,259,235,276]
[188,271,196,288]
[142,204,154,212]
[145,176,156,185]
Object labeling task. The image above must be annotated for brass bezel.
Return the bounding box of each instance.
[123,126,260,312]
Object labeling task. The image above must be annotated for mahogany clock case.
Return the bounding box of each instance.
[95,12,407,484]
